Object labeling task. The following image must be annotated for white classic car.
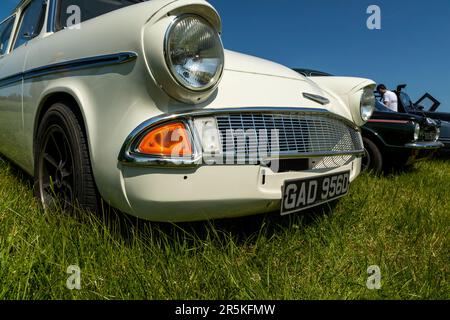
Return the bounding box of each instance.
[0,0,376,222]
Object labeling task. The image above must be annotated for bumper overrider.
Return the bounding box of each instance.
[118,107,365,221]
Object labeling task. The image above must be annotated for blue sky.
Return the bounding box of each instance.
[2,0,449,111]
[1,0,17,19]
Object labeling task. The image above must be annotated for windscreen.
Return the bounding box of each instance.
[56,0,148,30]
[375,100,394,113]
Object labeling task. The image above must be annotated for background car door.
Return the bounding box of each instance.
[0,0,47,171]
[415,93,441,112]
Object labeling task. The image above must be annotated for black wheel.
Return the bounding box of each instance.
[362,137,383,173]
[34,102,99,212]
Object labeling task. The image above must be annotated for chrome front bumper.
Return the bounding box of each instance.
[404,141,444,149]
[120,158,362,222]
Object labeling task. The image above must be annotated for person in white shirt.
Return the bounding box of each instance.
[377,84,398,112]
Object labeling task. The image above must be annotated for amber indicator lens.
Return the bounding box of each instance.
[138,122,193,157]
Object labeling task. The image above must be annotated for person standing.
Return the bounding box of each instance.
[377,84,398,112]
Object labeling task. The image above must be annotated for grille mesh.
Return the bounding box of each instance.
[310,155,355,170]
[423,130,437,141]
[214,113,363,160]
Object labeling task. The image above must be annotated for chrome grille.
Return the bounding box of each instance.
[214,113,363,161]
[423,130,437,141]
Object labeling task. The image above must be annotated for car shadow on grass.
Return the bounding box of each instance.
[96,200,338,248]
[383,165,418,176]
[0,153,336,246]
[363,163,420,178]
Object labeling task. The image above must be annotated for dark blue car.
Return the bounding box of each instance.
[394,85,450,154]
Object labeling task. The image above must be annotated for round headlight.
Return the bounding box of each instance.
[360,88,376,122]
[414,123,421,141]
[165,15,224,92]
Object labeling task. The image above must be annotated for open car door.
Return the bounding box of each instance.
[415,93,441,112]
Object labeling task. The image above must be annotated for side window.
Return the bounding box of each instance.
[13,0,47,50]
[56,0,143,31]
[0,16,15,55]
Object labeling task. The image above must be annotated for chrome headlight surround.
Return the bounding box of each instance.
[164,14,225,93]
[143,7,224,105]
[414,123,421,141]
[348,84,376,127]
[360,87,376,122]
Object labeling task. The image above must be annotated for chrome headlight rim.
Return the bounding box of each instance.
[164,14,225,93]
[360,88,376,122]
[414,123,421,141]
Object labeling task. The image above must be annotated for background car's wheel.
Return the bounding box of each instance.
[362,137,383,173]
[34,102,99,212]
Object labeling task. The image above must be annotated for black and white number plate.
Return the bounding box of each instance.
[281,171,350,215]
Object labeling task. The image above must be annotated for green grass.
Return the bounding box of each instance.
[0,156,449,300]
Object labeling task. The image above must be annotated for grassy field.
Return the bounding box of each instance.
[0,156,448,300]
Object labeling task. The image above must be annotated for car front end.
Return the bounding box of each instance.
[20,0,376,222]
[118,106,366,221]
[403,118,444,163]
[111,2,376,221]
[365,112,443,167]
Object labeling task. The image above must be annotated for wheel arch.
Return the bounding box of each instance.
[33,88,99,191]
[33,87,104,200]
[34,88,91,158]
[361,126,387,152]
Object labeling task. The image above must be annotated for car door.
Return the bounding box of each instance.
[0,14,22,162]
[0,0,47,171]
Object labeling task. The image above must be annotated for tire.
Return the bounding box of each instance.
[34,102,99,212]
[362,137,383,173]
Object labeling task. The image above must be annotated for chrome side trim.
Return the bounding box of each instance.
[0,74,22,88]
[0,51,138,88]
[24,51,137,80]
[119,107,363,167]
[404,141,444,149]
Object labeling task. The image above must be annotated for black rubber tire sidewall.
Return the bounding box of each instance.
[34,103,99,212]
[362,137,383,173]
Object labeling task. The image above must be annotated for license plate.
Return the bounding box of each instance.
[281,171,351,215]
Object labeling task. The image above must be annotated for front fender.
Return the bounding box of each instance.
[310,77,376,127]
[361,126,388,149]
